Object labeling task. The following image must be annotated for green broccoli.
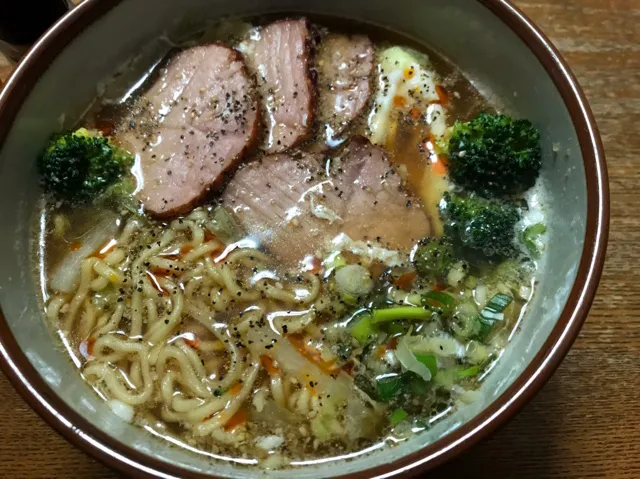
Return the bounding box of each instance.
[439,191,521,258]
[38,128,134,204]
[447,113,541,196]
[413,237,455,279]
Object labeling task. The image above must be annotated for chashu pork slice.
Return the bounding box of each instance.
[241,19,314,154]
[316,34,374,143]
[119,44,260,217]
[222,137,432,263]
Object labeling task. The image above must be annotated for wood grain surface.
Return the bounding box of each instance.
[1,0,639,478]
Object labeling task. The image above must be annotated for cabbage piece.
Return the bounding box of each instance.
[50,212,119,293]
[244,325,383,441]
[405,333,467,359]
[395,336,432,381]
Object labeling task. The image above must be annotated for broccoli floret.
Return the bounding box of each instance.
[439,191,521,258]
[38,128,134,204]
[447,113,541,196]
[413,237,455,279]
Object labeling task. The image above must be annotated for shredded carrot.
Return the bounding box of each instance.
[433,283,447,292]
[260,355,280,376]
[229,382,243,396]
[302,255,322,274]
[93,239,117,259]
[393,95,407,108]
[151,266,171,276]
[204,230,217,242]
[387,338,399,350]
[376,344,388,359]
[79,336,96,360]
[289,335,340,375]
[224,408,247,431]
[146,271,166,294]
[180,244,194,255]
[432,155,448,176]
[202,412,216,422]
[184,338,200,349]
[69,241,82,252]
[435,84,450,106]
[404,66,415,79]
[409,107,422,121]
[305,381,319,396]
[393,272,417,291]
[341,361,355,376]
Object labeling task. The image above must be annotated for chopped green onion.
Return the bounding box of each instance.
[213,387,228,397]
[385,321,409,336]
[389,408,409,426]
[521,223,546,257]
[414,353,438,377]
[422,290,456,315]
[371,306,431,324]
[375,375,405,401]
[350,313,375,345]
[456,365,481,378]
[323,252,347,271]
[407,374,429,396]
[477,293,512,338]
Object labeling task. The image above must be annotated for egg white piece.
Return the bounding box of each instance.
[367,46,448,145]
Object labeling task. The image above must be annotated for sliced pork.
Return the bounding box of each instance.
[316,34,374,142]
[223,137,431,263]
[119,44,260,217]
[242,19,314,153]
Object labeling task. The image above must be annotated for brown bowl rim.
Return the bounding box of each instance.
[0,0,609,477]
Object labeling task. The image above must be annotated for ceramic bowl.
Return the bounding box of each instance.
[0,0,608,477]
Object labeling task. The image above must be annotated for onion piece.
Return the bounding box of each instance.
[50,213,119,293]
[395,336,432,381]
[405,333,467,359]
[244,324,382,440]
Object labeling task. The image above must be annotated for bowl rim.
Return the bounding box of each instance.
[0,0,609,477]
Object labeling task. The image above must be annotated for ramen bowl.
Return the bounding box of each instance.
[0,0,608,477]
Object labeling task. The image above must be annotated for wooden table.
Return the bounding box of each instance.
[1,0,639,477]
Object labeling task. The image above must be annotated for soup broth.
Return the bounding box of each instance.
[33,16,547,469]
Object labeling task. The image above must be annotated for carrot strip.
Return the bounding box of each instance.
[184,338,200,349]
[69,241,82,252]
[146,271,166,294]
[393,95,407,108]
[224,408,247,431]
[409,107,422,120]
[432,155,448,176]
[393,272,417,291]
[204,230,217,242]
[229,382,243,396]
[260,355,280,376]
[435,84,450,106]
[92,238,118,259]
[289,335,340,375]
[150,266,171,276]
[79,336,96,360]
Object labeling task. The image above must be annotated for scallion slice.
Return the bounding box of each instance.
[389,407,409,426]
[422,290,455,315]
[371,306,431,324]
[477,293,512,338]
